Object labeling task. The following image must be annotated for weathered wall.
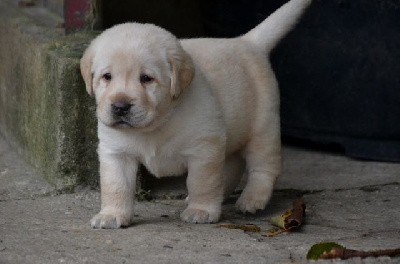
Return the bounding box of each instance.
[0,1,98,190]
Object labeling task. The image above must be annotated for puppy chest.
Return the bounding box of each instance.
[141,154,187,178]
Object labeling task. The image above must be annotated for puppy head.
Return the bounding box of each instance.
[80,23,194,130]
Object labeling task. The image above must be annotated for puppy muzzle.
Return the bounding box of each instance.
[111,102,132,117]
[107,104,151,129]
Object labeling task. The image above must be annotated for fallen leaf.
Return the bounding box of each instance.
[270,211,290,230]
[267,197,306,236]
[287,197,306,230]
[307,242,400,260]
[307,242,344,260]
[218,223,261,233]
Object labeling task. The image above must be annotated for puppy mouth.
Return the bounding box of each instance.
[100,107,153,129]
[112,120,133,128]
[109,114,151,129]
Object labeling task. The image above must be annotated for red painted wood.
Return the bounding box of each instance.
[64,0,91,32]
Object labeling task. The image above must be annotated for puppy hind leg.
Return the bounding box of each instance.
[236,134,281,214]
[181,157,225,224]
[185,154,244,205]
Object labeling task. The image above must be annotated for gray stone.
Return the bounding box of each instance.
[278,146,400,190]
[1,137,399,264]
[0,0,99,189]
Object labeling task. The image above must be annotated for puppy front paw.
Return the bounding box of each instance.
[235,187,273,214]
[180,207,221,224]
[90,213,131,229]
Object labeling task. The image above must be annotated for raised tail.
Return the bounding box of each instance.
[241,0,312,53]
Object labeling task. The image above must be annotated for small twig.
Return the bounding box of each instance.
[321,247,400,260]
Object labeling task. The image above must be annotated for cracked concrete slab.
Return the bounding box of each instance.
[0,137,54,202]
[0,136,399,263]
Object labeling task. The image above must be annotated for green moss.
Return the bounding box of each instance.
[48,32,99,58]
[0,12,100,190]
[43,40,100,189]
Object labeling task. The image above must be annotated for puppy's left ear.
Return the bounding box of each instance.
[80,44,95,96]
[169,50,195,99]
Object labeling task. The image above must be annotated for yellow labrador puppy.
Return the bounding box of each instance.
[81,0,311,228]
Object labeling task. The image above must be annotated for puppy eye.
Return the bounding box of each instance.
[102,73,112,81]
[140,74,154,84]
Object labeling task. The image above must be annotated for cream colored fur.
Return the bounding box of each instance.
[81,0,312,228]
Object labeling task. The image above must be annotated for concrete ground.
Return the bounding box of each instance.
[0,136,399,264]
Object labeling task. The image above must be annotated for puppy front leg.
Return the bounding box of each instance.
[91,149,138,229]
[181,157,224,224]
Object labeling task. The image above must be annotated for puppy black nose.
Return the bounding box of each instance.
[111,102,132,116]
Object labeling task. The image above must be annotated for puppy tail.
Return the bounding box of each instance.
[241,0,312,54]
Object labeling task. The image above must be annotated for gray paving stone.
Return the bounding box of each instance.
[0,137,399,263]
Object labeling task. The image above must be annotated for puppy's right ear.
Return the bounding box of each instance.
[169,49,194,100]
[80,45,95,96]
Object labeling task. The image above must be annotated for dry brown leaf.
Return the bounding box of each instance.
[267,197,306,236]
